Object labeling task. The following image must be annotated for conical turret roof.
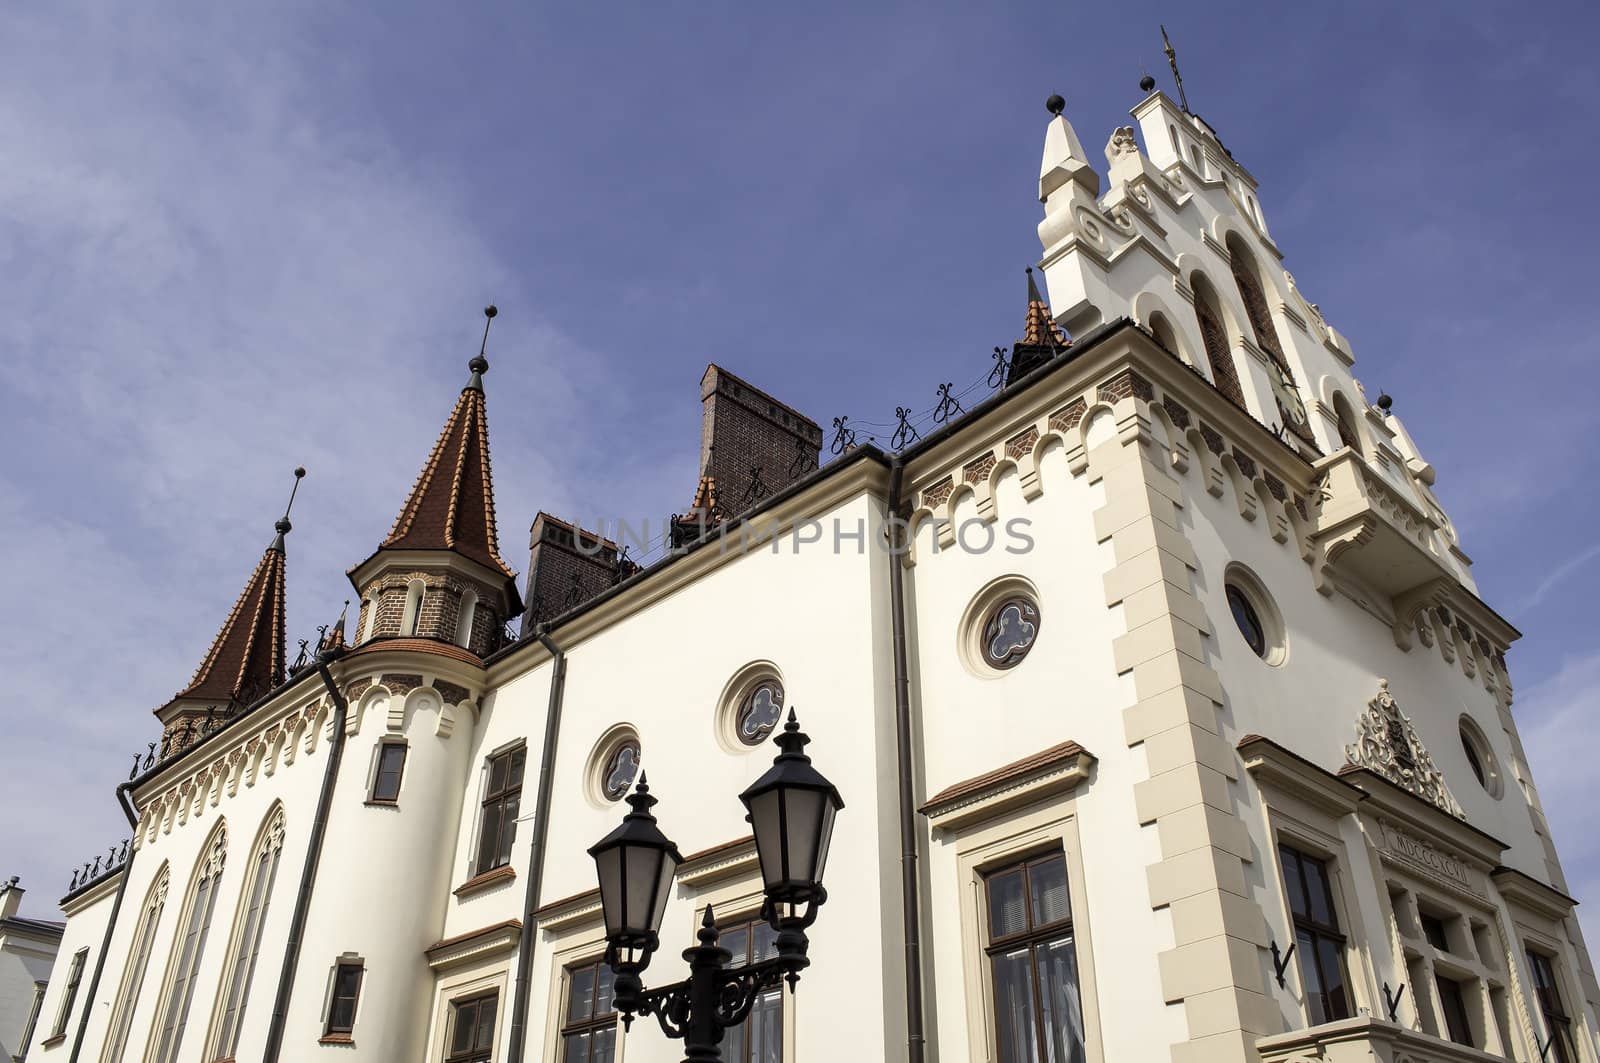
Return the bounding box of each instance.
[162,535,287,714]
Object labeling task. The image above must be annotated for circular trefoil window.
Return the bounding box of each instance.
[737,680,785,746]
[982,596,1041,670]
[601,740,641,801]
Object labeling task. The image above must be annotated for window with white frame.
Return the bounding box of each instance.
[1278,843,1353,1026]
[101,864,169,1062]
[402,579,426,637]
[719,914,783,1063]
[48,948,88,1042]
[474,744,525,876]
[982,850,1085,1062]
[444,989,498,1063]
[149,823,227,1063]
[1527,948,1577,1063]
[208,808,285,1058]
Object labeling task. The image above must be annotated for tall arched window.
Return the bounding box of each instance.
[1191,276,1247,409]
[1227,235,1314,442]
[147,822,226,1063]
[206,806,285,1059]
[100,864,170,1063]
[1147,312,1181,360]
[454,589,478,649]
[1332,392,1365,455]
[401,580,426,637]
[358,594,378,644]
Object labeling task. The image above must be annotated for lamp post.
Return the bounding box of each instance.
[588,709,844,1062]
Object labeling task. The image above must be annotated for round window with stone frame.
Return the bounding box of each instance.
[1222,566,1286,667]
[601,740,641,802]
[736,679,785,746]
[1458,715,1503,799]
[981,596,1041,670]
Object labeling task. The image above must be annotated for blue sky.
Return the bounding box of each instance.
[2,1,1596,948]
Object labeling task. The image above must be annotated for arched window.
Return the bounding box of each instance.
[401,580,425,637]
[1227,235,1313,442]
[1147,312,1181,360]
[147,822,227,1063]
[357,594,378,644]
[1191,276,1247,409]
[1332,392,1364,455]
[101,864,170,1063]
[206,806,285,1059]
[454,589,478,649]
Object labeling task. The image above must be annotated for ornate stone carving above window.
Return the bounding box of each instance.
[1344,680,1463,819]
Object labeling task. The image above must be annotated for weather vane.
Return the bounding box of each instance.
[1161,25,1190,113]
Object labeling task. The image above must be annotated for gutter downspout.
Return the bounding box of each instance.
[507,627,567,1063]
[261,654,350,1063]
[887,456,927,1063]
[66,784,141,1063]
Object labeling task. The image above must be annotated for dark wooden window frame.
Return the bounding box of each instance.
[322,959,365,1040]
[560,956,619,1061]
[981,847,1084,1062]
[1527,948,1576,1063]
[445,989,500,1063]
[368,740,409,805]
[718,912,785,1063]
[474,744,526,875]
[1433,972,1474,1047]
[1278,843,1354,1026]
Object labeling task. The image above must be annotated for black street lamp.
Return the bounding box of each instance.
[588,709,844,1062]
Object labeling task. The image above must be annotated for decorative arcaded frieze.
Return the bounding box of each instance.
[920,476,954,509]
[1161,395,1191,429]
[380,672,423,696]
[1199,424,1226,455]
[962,452,996,485]
[1006,427,1039,460]
[1096,368,1154,404]
[1049,398,1088,434]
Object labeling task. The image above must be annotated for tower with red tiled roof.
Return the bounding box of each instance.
[347,307,522,656]
[154,470,301,747]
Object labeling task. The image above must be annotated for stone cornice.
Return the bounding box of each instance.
[1491,865,1578,921]
[677,836,759,889]
[1340,767,1507,869]
[1237,734,1364,816]
[533,888,603,934]
[425,918,522,972]
[921,742,1095,833]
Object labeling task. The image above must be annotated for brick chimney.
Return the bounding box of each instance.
[1,876,23,919]
[673,366,822,543]
[521,514,638,633]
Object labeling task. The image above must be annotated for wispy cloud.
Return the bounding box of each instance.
[1515,542,1600,615]
[0,4,684,909]
[1517,652,1600,952]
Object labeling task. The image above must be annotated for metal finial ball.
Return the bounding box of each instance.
[1139,74,1156,93]
[275,517,292,534]
[1376,393,1393,412]
[293,466,306,479]
[469,354,489,374]
[1045,94,1066,116]
[484,305,498,319]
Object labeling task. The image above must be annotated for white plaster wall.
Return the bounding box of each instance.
[4,930,58,1058]
[467,492,904,1062]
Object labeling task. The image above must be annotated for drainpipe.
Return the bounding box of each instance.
[66,784,141,1062]
[261,653,350,1063]
[507,627,567,1063]
[887,456,927,1063]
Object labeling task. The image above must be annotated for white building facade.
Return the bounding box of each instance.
[27,87,1600,1063]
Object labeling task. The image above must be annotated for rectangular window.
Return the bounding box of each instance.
[721,916,782,1063]
[50,947,89,1038]
[325,961,364,1038]
[560,958,617,1062]
[1278,844,1352,1025]
[20,979,46,1053]
[445,990,499,1063]
[370,742,408,804]
[1419,911,1450,953]
[982,850,1085,1063]
[1527,950,1576,1063]
[1434,975,1473,1047]
[475,746,526,875]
